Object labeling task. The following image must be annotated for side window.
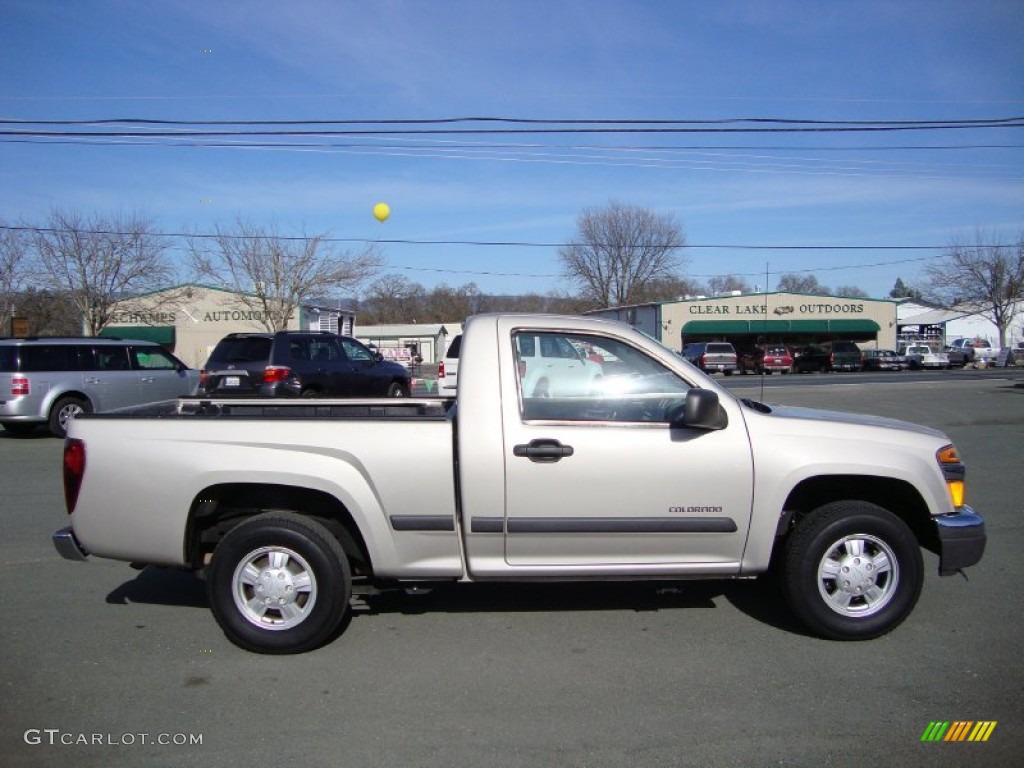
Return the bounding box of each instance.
[517,336,536,358]
[93,345,130,371]
[19,345,81,372]
[131,347,179,370]
[539,335,577,359]
[515,331,691,423]
[289,338,311,362]
[308,339,338,363]
[339,338,375,364]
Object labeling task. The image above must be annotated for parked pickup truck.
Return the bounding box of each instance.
[905,344,950,370]
[53,314,986,654]
[945,337,998,367]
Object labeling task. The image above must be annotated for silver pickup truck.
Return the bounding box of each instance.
[53,313,986,654]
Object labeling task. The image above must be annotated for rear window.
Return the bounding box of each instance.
[706,343,735,354]
[210,336,272,363]
[445,335,461,359]
[831,342,860,354]
[0,347,17,372]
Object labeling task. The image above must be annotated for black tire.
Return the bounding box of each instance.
[206,512,352,654]
[387,381,409,397]
[48,396,90,438]
[781,501,923,640]
[2,422,38,437]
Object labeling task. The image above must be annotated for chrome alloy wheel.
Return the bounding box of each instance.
[58,401,84,430]
[232,546,318,631]
[816,534,899,618]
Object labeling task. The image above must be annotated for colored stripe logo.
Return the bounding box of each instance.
[921,721,997,742]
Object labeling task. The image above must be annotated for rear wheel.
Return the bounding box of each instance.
[48,396,90,438]
[781,501,923,640]
[206,512,352,654]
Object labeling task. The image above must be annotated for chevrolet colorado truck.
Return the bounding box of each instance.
[52,313,986,654]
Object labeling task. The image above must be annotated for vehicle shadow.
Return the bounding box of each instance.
[106,566,208,608]
[0,427,51,439]
[105,568,811,637]
[355,578,811,637]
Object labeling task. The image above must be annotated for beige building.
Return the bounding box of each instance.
[102,284,356,368]
[591,292,898,352]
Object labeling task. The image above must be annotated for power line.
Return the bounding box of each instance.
[2,115,1023,139]
[3,115,1023,127]
[6,223,1011,281]
[5,136,1022,151]
[7,224,1012,251]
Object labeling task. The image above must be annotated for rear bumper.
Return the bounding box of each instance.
[934,506,985,576]
[52,526,89,561]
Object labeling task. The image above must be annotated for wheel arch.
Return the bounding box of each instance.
[778,474,937,552]
[186,483,373,575]
[46,389,93,415]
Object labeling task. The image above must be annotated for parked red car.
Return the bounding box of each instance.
[740,345,793,375]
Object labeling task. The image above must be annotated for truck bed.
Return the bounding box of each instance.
[82,396,454,422]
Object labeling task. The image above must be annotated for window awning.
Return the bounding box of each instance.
[682,319,879,336]
[100,325,176,345]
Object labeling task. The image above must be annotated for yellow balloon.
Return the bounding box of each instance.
[373,202,390,223]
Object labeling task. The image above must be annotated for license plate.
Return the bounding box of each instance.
[225,376,241,387]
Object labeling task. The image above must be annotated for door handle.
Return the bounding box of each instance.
[141,376,155,384]
[513,439,574,463]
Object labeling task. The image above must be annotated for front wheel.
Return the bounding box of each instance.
[387,381,409,397]
[206,512,352,654]
[781,501,923,640]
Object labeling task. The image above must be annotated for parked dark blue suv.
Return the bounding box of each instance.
[200,331,410,398]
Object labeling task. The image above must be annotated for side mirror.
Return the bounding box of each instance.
[668,389,728,430]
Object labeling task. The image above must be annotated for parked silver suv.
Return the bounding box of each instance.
[0,337,198,437]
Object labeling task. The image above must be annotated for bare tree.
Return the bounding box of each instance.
[32,210,174,336]
[421,283,485,323]
[559,201,686,307]
[707,274,753,295]
[360,275,427,324]
[925,231,1024,347]
[1,223,32,335]
[834,284,869,298]
[189,220,383,332]
[11,288,80,336]
[631,276,706,304]
[777,273,829,294]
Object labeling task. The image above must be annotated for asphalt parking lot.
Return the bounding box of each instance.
[2,375,1022,767]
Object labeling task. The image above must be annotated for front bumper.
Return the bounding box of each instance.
[52,526,89,561]
[934,506,985,576]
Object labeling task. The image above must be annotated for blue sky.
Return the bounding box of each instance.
[2,0,1022,300]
